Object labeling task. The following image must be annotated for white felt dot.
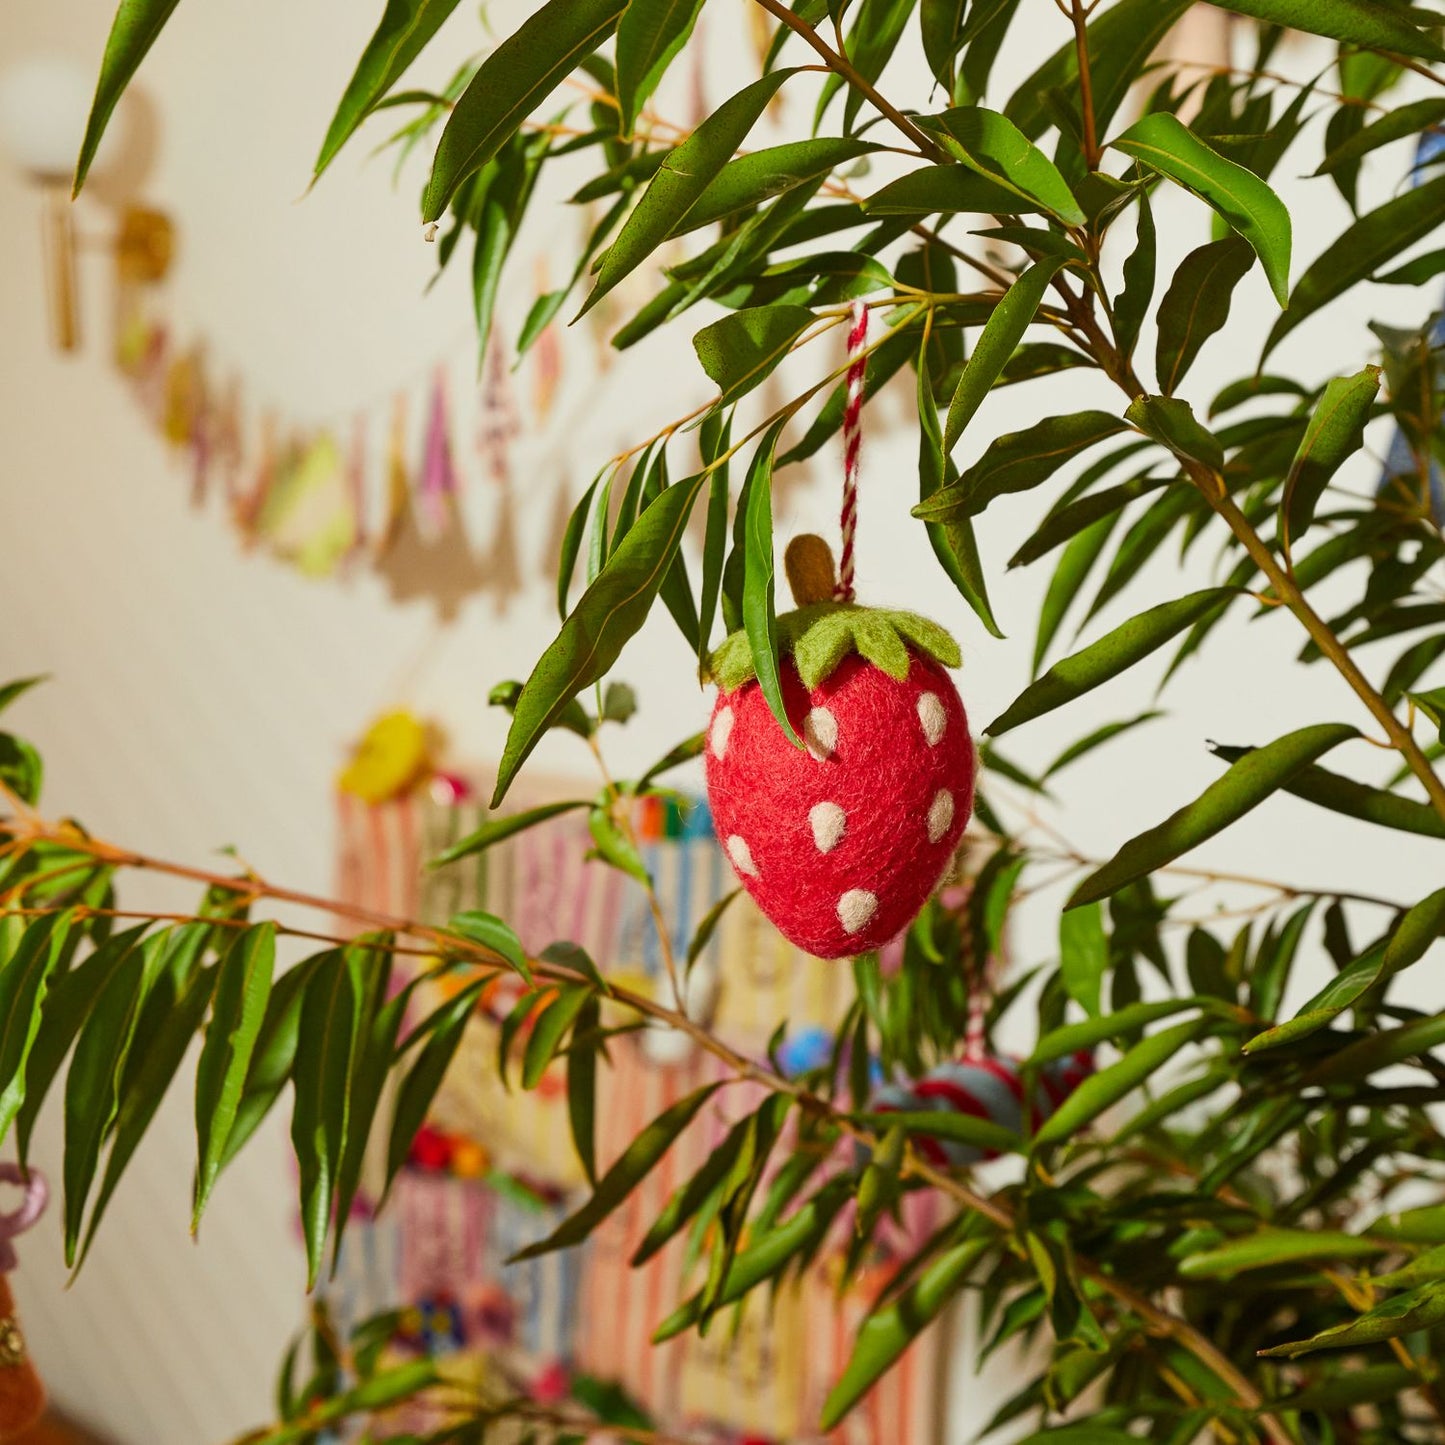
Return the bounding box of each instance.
[837,889,878,935]
[927,789,955,844]
[809,801,846,854]
[917,692,946,747]
[726,834,759,878]
[804,706,838,761]
[711,705,734,760]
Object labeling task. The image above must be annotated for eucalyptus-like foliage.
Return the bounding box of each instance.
[21,0,1445,1438]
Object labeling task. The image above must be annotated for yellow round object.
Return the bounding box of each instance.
[337,711,430,804]
[451,1141,490,1178]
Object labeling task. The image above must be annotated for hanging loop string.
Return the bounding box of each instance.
[0,1165,46,1273]
[834,300,869,603]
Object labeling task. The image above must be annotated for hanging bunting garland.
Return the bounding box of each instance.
[704,301,978,959]
[102,219,621,615]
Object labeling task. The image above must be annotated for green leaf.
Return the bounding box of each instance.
[821,1236,991,1428]
[1179,1228,1385,1279]
[423,0,626,220]
[193,922,276,1229]
[492,463,710,805]
[1033,1016,1210,1148]
[1113,193,1155,361]
[1246,886,1445,1051]
[15,921,151,1163]
[921,0,968,88]
[567,995,600,1186]
[631,1108,754,1266]
[989,589,1227,735]
[696,413,732,669]
[1208,743,1445,840]
[63,930,159,1262]
[693,305,816,407]
[1033,512,1122,674]
[1069,724,1360,909]
[1154,238,1254,395]
[511,1082,724,1261]
[1060,903,1108,1018]
[1028,999,1203,1066]
[1265,173,1445,357]
[382,980,484,1197]
[615,0,707,137]
[558,469,606,619]
[859,1109,1020,1157]
[74,0,184,195]
[1004,0,1192,141]
[1125,394,1223,476]
[686,887,741,969]
[211,957,315,1176]
[0,735,43,807]
[332,941,408,1267]
[0,912,76,1144]
[313,0,463,179]
[922,108,1085,224]
[1042,711,1163,780]
[945,257,1067,452]
[862,164,1037,218]
[682,139,878,235]
[1279,365,1381,557]
[919,412,1129,521]
[917,356,1004,638]
[740,420,799,746]
[1315,98,1445,178]
[434,800,590,867]
[653,1177,853,1339]
[0,677,46,720]
[1261,1281,1445,1359]
[446,908,531,981]
[1111,113,1291,305]
[75,952,216,1271]
[580,68,797,313]
[522,983,593,1089]
[291,951,359,1287]
[1206,0,1445,59]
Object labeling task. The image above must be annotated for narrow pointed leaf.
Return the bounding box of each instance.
[1266,174,1445,357]
[821,1237,991,1428]
[423,0,625,219]
[924,108,1085,224]
[580,69,797,313]
[1279,365,1381,557]
[693,305,816,407]
[193,922,276,1228]
[945,257,1067,452]
[990,589,1227,735]
[510,1082,724,1261]
[1206,0,1445,58]
[1155,237,1254,395]
[1112,113,1291,304]
[1069,724,1361,908]
[615,0,707,137]
[492,465,710,805]
[314,0,464,179]
[74,0,184,195]
[741,420,800,746]
[0,912,79,1144]
[1033,1016,1210,1148]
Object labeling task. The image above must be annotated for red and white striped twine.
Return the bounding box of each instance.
[834,300,869,602]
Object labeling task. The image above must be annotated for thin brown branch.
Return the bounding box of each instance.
[746,0,949,163]
[0,809,1287,1438]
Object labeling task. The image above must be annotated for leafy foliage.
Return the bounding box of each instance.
[33,0,1445,1438]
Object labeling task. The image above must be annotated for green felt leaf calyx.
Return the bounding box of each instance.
[707,602,961,693]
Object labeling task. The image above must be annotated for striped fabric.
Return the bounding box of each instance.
[328,783,944,1442]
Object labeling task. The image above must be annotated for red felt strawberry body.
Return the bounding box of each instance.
[705,598,974,959]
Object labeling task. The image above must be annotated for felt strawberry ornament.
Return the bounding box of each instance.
[705,533,975,958]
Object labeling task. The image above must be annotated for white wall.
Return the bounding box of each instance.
[1,3,1442,1441]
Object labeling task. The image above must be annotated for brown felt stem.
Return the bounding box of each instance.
[784,534,837,607]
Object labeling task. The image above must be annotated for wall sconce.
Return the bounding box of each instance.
[0,55,174,355]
